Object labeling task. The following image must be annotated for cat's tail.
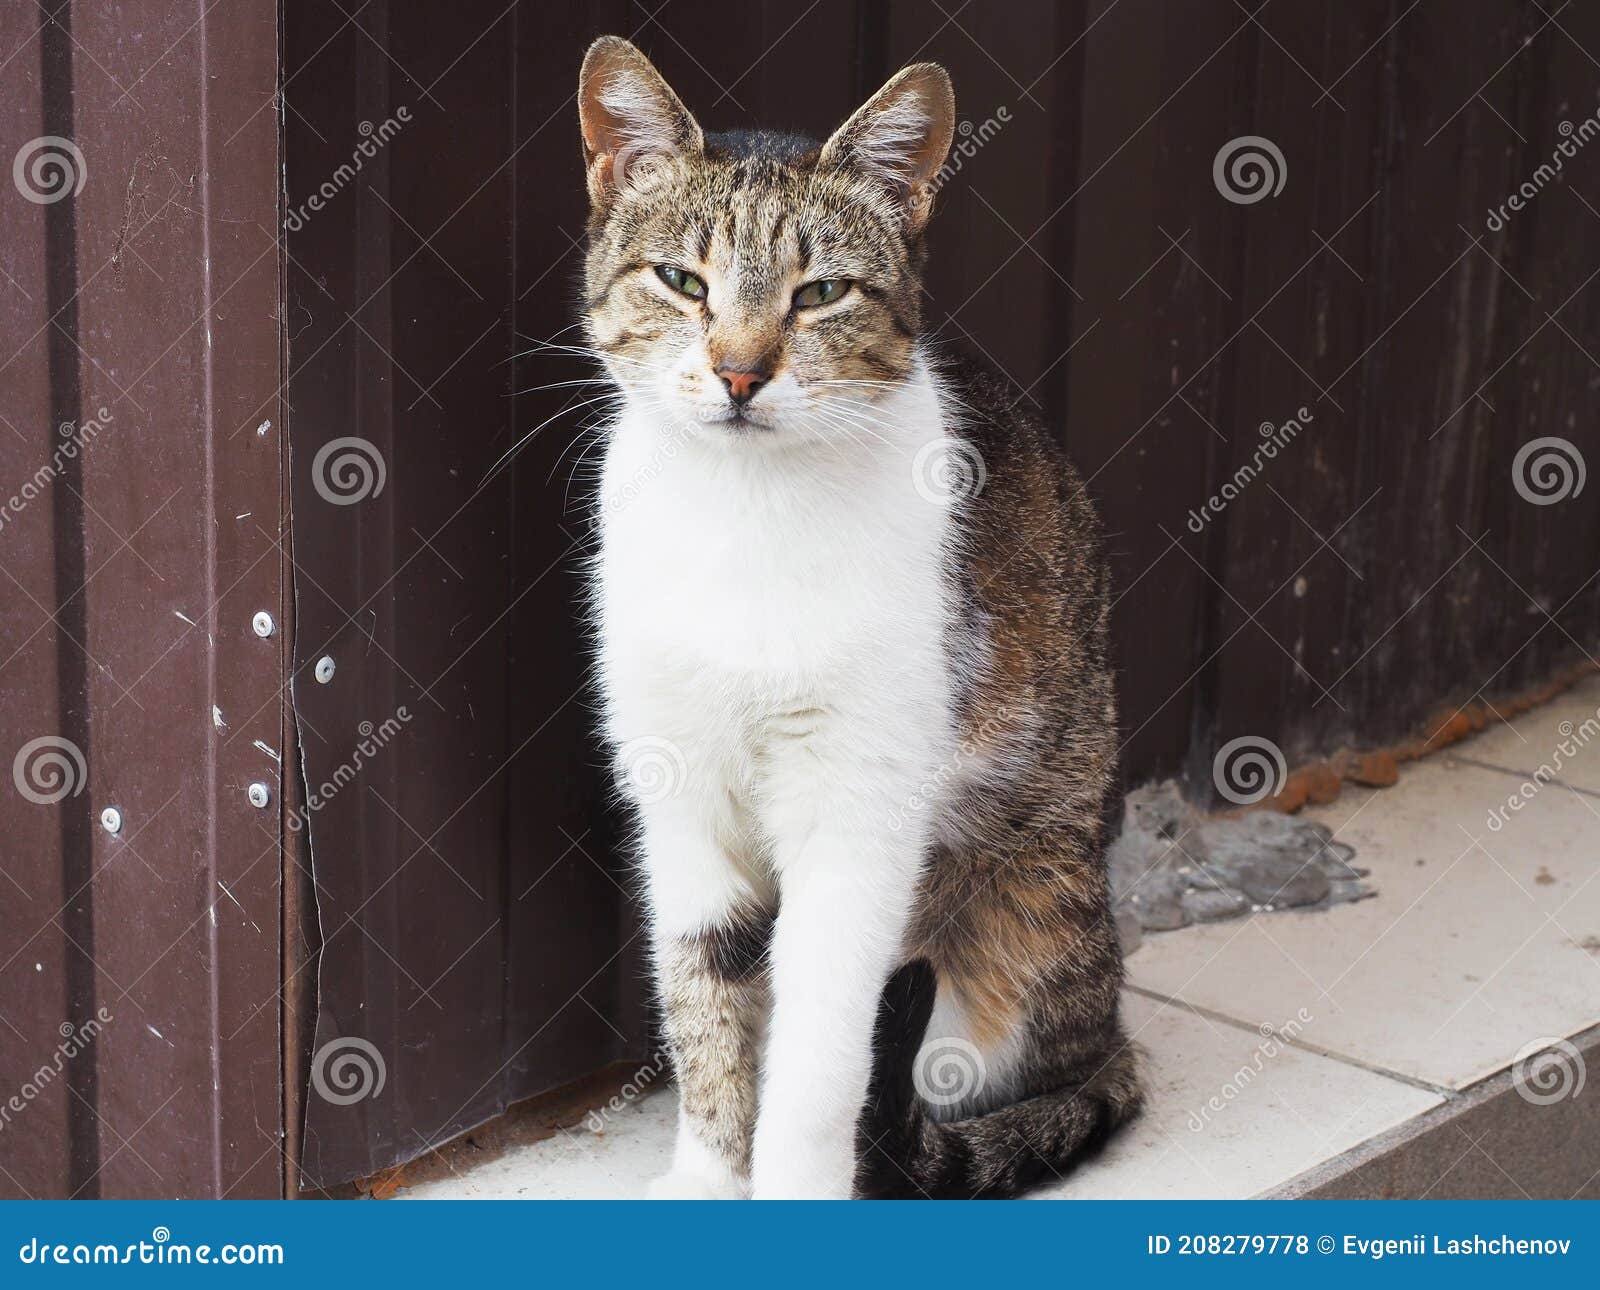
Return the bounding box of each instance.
[855,960,1141,1200]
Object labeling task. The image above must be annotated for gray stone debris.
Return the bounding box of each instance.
[1107,780,1376,953]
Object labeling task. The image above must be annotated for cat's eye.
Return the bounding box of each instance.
[655,265,707,300]
[793,279,851,309]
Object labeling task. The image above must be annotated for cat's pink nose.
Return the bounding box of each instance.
[716,364,770,406]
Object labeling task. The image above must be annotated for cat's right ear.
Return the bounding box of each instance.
[579,37,703,211]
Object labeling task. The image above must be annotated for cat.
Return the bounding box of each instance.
[577,36,1139,1199]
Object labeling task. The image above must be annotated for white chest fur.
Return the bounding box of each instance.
[594,371,963,792]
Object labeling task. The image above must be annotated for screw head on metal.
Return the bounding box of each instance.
[100,806,122,835]
[314,655,336,684]
[252,611,275,639]
[247,782,271,809]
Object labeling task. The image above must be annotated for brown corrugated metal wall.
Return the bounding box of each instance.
[0,0,284,1198]
[3,0,1598,1196]
[283,0,654,1191]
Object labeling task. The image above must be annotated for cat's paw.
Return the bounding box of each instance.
[646,1167,743,1200]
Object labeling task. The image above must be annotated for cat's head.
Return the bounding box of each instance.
[577,36,954,443]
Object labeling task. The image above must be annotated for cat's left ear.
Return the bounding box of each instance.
[579,36,703,211]
[819,64,955,233]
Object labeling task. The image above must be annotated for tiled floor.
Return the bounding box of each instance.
[1128,758,1600,1090]
[1031,993,1441,1199]
[404,1089,677,1200]
[403,696,1600,1200]
[1459,674,1600,795]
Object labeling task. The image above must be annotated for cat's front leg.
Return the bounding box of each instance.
[750,785,927,1200]
[637,796,773,1200]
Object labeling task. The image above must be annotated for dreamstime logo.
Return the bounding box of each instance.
[1186,407,1313,533]
[606,420,692,514]
[583,1048,669,1133]
[0,406,114,539]
[913,1037,987,1108]
[912,106,1013,212]
[1188,1009,1312,1131]
[309,1036,386,1105]
[1511,1037,1586,1106]
[1487,112,1600,230]
[0,1006,112,1135]
[16,1226,283,1267]
[1512,436,1585,506]
[13,136,86,205]
[285,107,411,231]
[12,735,88,805]
[912,438,987,505]
[615,735,687,805]
[888,704,1023,832]
[1212,734,1287,806]
[288,709,412,833]
[1486,708,1600,832]
[1213,135,1286,204]
[312,436,387,505]
[611,140,678,196]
